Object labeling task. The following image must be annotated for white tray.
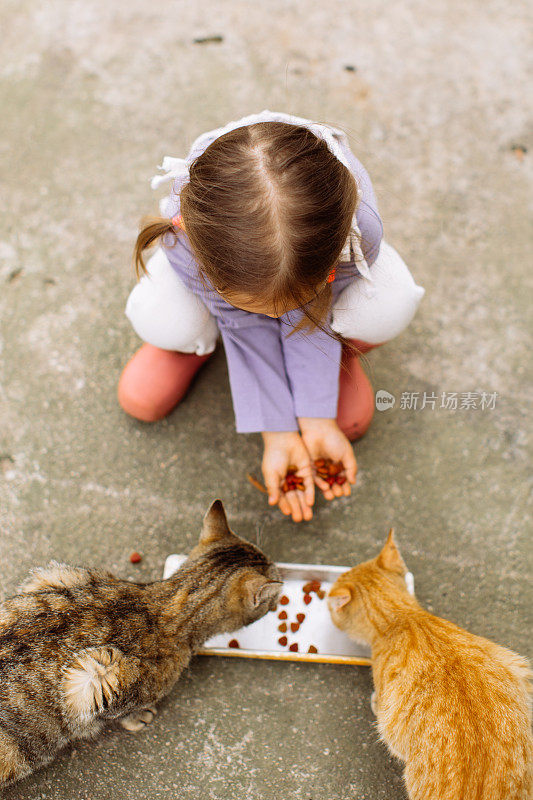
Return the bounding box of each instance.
[164,555,415,666]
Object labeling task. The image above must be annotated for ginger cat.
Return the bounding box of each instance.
[0,500,281,785]
[328,531,533,800]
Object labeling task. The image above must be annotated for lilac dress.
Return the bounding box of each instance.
[162,143,383,433]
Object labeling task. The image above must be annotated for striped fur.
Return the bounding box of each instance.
[0,500,281,785]
[328,531,533,800]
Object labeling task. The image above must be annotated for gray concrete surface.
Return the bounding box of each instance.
[1,1,531,798]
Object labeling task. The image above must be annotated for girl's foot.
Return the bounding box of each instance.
[118,343,212,422]
[336,340,379,441]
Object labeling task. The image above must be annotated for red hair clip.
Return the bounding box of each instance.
[327,265,336,283]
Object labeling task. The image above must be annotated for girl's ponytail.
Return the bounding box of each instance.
[133,216,178,278]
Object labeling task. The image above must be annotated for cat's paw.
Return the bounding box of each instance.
[370,691,378,716]
[119,707,158,733]
[62,646,123,721]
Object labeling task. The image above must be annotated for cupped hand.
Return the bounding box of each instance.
[261,431,314,522]
[298,417,357,500]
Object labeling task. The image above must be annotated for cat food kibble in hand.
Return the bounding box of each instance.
[278,623,287,633]
[228,639,240,649]
[290,622,299,633]
[129,552,142,564]
[289,643,299,652]
[281,465,305,494]
[317,589,326,600]
[308,645,318,654]
[303,594,312,605]
[278,636,288,646]
[296,613,305,623]
[313,458,346,486]
[278,610,288,619]
[280,595,289,605]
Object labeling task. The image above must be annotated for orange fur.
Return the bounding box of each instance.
[328,533,533,800]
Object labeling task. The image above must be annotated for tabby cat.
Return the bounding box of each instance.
[328,530,533,800]
[0,500,281,785]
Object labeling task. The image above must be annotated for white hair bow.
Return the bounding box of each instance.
[150,157,190,190]
[151,110,372,280]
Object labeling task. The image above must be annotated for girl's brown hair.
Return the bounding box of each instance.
[134,121,360,331]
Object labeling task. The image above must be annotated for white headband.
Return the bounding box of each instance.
[151,109,371,279]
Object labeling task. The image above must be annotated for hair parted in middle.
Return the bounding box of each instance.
[134,121,361,332]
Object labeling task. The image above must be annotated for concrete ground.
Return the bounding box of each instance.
[1,0,531,797]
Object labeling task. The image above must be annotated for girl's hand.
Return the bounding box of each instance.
[261,431,315,522]
[298,418,357,500]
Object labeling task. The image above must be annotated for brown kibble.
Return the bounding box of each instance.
[278,636,288,646]
[315,458,345,484]
[309,580,321,592]
[317,589,326,600]
[283,467,305,493]
[289,643,299,652]
[280,595,289,605]
[129,552,142,564]
[296,613,305,623]
[308,645,318,654]
[278,610,288,620]
[290,622,299,633]
[302,582,313,594]
[228,639,240,649]
[278,623,287,633]
[303,594,312,605]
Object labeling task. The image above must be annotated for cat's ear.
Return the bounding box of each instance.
[328,585,352,611]
[243,575,283,608]
[376,528,407,576]
[200,500,235,546]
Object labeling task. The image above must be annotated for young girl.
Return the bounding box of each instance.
[118,110,424,523]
